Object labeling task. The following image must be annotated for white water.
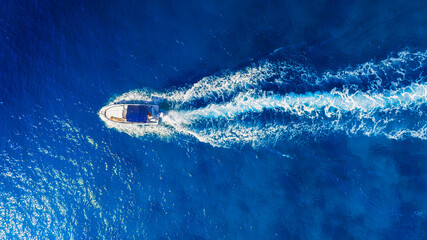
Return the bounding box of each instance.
[101,50,427,147]
[169,83,427,122]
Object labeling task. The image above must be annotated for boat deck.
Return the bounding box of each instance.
[100,104,161,124]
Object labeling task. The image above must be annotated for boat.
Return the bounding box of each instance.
[99,96,168,125]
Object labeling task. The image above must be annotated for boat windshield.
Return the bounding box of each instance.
[126,105,148,123]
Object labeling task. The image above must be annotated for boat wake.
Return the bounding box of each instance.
[102,50,427,147]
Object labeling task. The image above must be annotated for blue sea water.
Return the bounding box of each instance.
[1,0,427,239]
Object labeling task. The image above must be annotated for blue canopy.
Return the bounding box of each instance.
[126,105,148,123]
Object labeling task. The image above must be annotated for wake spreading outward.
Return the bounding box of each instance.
[101,50,427,147]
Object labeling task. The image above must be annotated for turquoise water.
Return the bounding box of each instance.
[1,0,427,239]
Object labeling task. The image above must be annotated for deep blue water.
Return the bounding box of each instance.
[1,0,427,239]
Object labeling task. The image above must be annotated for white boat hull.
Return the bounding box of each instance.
[99,97,168,125]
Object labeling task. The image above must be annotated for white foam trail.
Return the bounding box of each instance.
[161,82,426,147]
[170,83,427,123]
[166,62,278,104]
[320,50,427,86]
[110,50,426,107]
[101,50,427,147]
